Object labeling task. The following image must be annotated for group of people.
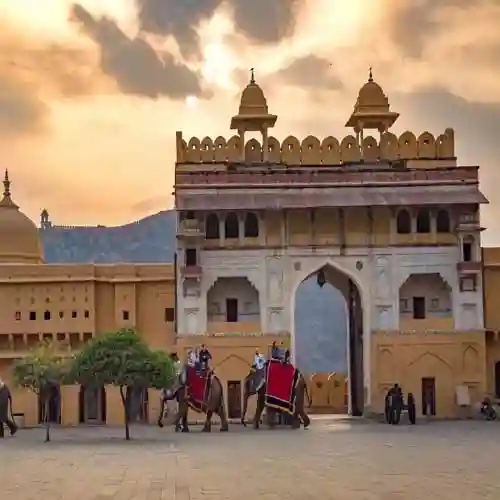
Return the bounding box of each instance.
[253,342,291,369]
[186,344,212,375]
[385,383,416,425]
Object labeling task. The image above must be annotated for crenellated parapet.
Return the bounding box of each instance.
[176,129,455,166]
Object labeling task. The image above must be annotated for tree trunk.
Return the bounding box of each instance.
[119,386,130,440]
[43,394,51,443]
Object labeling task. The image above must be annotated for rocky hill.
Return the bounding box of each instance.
[40,210,347,374]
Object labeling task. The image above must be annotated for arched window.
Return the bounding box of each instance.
[462,235,474,262]
[396,209,411,234]
[436,210,450,233]
[244,212,259,238]
[416,209,431,233]
[225,213,239,239]
[205,213,220,240]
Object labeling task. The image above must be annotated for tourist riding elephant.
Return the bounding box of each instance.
[157,365,229,432]
[241,368,311,429]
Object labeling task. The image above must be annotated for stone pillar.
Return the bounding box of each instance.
[105,385,125,425]
[238,129,245,162]
[262,127,269,162]
[60,385,80,426]
[238,214,245,244]
[219,214,225,246]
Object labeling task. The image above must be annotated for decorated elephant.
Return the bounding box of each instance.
[241,362,311,429]
[157,364,229,432]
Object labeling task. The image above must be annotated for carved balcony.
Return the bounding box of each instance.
[177,219,204,239]
[456,261,481,274]
[456,213,483,232]
[181,265,202,279]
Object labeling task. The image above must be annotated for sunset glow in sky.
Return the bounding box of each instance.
[1,0,500,243]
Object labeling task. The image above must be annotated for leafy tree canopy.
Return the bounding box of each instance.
[68,328,176,390]
[13,341,69,395]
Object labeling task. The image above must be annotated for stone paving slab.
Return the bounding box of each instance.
[1,417,500,499]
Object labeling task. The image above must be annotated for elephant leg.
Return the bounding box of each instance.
[174,400,189,432]
[217,400,229,432]
[253,395,265,429]
[181,412,189,432]
[157,399,165,428]
[300,410,311,429]
[203,410,213,432]
[241,387,250,427]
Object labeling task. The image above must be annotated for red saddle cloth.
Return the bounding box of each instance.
[186,366,211,412]
[265,359,300,414]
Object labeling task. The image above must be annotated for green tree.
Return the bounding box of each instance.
[12,341,70,442]
[68,328,175,440]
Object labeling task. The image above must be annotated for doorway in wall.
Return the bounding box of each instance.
[127,386,149,423]
[293,264,364,416]
[227,381,242,419]
[421,377,436,416]
[79,386,107,424]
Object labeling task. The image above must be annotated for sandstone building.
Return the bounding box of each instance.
[2,72,500,425]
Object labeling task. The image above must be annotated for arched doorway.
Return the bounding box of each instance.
[293,264,364,416]
[38,385,61,424]
[126,386,149,423]
[79,386,106,424]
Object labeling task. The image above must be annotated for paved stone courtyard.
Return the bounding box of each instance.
[1,416,499,499]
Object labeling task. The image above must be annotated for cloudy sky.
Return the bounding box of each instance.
[1,0,499,243]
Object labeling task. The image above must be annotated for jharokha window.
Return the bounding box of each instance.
[436,210,450,233]
[244,212,259,238]
[225,213,239,239]
[416,209,431,234]
[396,209,411,234]
[205,213,220,240]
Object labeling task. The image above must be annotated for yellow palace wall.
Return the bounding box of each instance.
[5,247,500,425]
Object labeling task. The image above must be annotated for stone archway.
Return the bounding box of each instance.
[292,263,365,416]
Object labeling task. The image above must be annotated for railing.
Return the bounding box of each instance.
[175,166,478,187]
[181,265,202,277]
[457,261,482,273]
[177,219,204,237]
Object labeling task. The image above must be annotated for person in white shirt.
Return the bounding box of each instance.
[253,350,267,392]
[187,349,198,367]
[253,350,266,371]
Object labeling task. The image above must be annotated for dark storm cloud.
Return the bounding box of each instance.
[275,56,344,90]
[135,0,301,56]
[229,0,301,43]
[136,0,220,56]
[71,4,204,99]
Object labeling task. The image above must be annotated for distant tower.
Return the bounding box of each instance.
[345,67,399,156]
[230,69,277,162]
[40,208,52,230]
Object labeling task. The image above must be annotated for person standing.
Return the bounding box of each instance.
[390,383,404,425]
[271,341,280,360]
[384,390,392,424]
[407,392,416,424]
[198,344,212,374]
[0,378,17,437]
[253,349,267,392]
